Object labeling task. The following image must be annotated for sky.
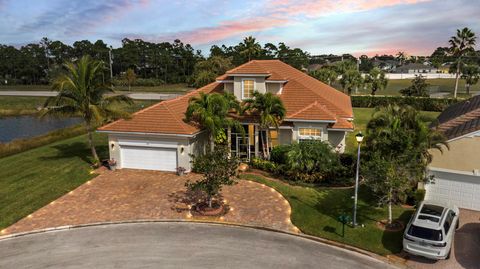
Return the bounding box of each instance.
[0,0,479,56]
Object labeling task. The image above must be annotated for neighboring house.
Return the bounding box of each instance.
[98,60,354,172]
[393,63,438,74]
[427,96,480,211]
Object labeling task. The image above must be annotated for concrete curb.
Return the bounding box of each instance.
[0,219,406,268]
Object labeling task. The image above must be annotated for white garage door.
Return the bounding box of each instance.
[426,169,480,211]
[121,146,177,171]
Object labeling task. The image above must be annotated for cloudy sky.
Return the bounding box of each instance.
[0,0,479,56]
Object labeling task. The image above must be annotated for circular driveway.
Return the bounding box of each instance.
[0,222,398,269]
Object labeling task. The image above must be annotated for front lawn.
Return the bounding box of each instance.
[242,174,413,256]
[0,133,108,230]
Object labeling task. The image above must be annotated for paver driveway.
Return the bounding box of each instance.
[3,169,296,235]
[405,209,480,269]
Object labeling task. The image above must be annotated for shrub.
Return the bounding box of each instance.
[112,78,165,87]
[250,157,277,173]
[270,144,292,165]
[351,96,462,112]
[414,189,426,206]
[282,140,342,183]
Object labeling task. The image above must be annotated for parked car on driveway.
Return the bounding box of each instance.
[403,201,460,260]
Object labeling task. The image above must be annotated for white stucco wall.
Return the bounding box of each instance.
[107,133,201,171]
[266,82,282,94]
[233,76,266,100]
[327,131,347,153]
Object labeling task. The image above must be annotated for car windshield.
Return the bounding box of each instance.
[407,225,443,241]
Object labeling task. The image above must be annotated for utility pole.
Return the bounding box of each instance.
[108,46,113,80]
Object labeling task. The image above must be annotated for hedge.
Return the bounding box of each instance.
[351,95,463,112]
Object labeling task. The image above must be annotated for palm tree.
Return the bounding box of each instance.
[461,64,480,95]
[396,51,407,66]
[310,68,338,86]
[239,36,262,62]
[42,55,133,164]
[449,27,477,98]
[364,67,388,96]
[365,105,448,223]
[243,92,286,159]
[340,69,363,95]
[186,92,241,151]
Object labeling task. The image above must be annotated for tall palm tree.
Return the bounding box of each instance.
[449,27,477,98]
[340,69,363,95]
[42,55,133,164]
[310,68,338,86]
[365,105,448,223]
[239,36,262,62]
[243,91,286,159]
[461,64,480,95]
[364,67,388,96]
[186,92,241,151]
[396,51,407,66]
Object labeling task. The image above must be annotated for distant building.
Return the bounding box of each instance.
[393,63,438,74]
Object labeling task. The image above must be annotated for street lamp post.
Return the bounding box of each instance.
[353,132,364,227]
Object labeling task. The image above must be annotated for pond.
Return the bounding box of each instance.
[0,115,82,143]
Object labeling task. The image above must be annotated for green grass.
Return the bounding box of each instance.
[0,83,191,93]
[114,83,191,93]
[345,108,440,153]
[0,133,108,230]
[0,96,48,116]
[243,174,413,255]
[333,79,480,96]
[0,97,158,116]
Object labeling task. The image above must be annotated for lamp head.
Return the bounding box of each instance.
[355,132,364,143]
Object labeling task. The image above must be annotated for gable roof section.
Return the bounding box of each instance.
[98,82,222,135]
[434,95,480,140]
[287,101,337,121]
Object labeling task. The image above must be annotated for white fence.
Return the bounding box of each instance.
[385,73,456,79]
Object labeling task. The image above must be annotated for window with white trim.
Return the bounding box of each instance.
[242,79,255,99]
[298,128,322,141]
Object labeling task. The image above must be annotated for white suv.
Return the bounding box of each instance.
[403,201,459,260]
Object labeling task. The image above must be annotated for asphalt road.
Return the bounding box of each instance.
[0,222,398,269]
[0,90,182,100]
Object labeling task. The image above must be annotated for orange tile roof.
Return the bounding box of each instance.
[100,60,354,134]
[287,101,337,121]
[98,82,222,135]
[328,119,354,130]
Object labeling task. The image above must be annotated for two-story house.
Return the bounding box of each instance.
[98,60,354,172]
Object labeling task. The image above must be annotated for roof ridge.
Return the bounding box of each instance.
[288,100,337,120]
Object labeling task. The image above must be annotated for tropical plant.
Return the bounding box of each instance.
[186,145,239,208]
[340,69,363,95]
[364,67,388,96]
[396,51,407,66]
[185,92,241,151]
[283,140,341,182]
[124,68,136,91]
[192,56,234,87]
[310,68,338,85]
[449,27,477,98]
[461,64,480,95]
[242,91,286,159]
[238,36,262,62]
[363,105,448,224]
[400,75,429,97]
[41,55,133,164]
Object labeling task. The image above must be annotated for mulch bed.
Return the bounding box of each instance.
[191,201,230,217]
[376,219,405,232]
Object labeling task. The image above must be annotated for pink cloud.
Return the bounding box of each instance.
[267,0,430,18]
[137,17,289,45]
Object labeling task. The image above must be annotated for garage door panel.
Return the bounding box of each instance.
[121,146,177,171]
[426,171,480,211]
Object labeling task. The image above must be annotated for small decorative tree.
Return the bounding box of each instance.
[400,75,429,97]
[124,68,136,91]
[186,146,240,210]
